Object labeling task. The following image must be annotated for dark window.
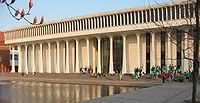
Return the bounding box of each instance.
[93,18,95,28]
[167,7,171,20]
[176,5,180,19]
[114,15,117,26]
[135,11,138,23]
[185,4,189,18]
[172,6,175,19]
[159,8,162,21]
[190,4,194,18]
[147,10,150,22]
[139,11,142,23]
[150,9,154,22]
[107,16,110,27]
[105,16,108,27]
[121,14,124,25]
[132,12,135,24]
[176,31,182,67]
[163,8,167,20]
[181,5,185,18]
[143,10,146,23]
[124,13,128,25]
[102,16,105,28]
[161,31,166,67]
[128,12,131,24]
[155,9,158,21]
[146,33,151,74]
[118,14,120,26]
[72,21,75,31]
[110,15,114,26]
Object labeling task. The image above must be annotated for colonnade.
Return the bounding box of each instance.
[10,31,178,74]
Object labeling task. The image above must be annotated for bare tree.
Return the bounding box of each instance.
[148,0,199,102]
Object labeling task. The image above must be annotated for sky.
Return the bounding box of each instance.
[0,0,173,31]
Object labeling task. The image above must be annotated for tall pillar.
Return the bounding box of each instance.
[11,46,15,72]
[167,32,171,66]
[183,33,188,72]
[137,34,141,67]
[18,45,22,73]
[151,32,155,67]
[56,41,60,73]
[122,35,127,74]
[86,38,90,67]
[32,44,35,73]
[48,42,51,73]
[109,36,114,74]
[75,39,80,73]
[97,37,101,73]
[66,40,70,73]
[40,43,43,73]
[25,45,28,74]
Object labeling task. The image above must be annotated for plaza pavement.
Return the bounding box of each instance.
[0,73,161,87]
[82,82,199,103]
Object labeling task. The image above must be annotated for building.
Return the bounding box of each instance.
[0,32,11,72]
[4,0,196,74]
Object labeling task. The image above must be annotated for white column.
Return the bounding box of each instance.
[122,35,127,74]
[109,36,114,74]
[40,43,43,73]
[11,46,15,72]
[75,39,80,73]
[183,33,188,72]
[97,37,101,73]
[18,45,22,73]
[86,38,90,67]
[56,41,60,73]
[137,34,140,67]
[66,40,70,73]
[32,44,35,73]
[151,32,155,67]
[167,32,171,66]
[48,42,51,73]
[25,45,28,74]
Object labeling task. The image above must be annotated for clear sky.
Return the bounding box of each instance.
[0,0,173,31]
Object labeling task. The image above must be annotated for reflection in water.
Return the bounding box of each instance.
[0,81,138,103]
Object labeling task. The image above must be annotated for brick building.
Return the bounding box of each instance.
[0,31,11,72]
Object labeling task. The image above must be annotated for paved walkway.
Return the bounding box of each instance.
[82,83,198,103]
[0,73,161,87]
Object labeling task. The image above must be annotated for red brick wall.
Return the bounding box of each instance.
[0,32,11,72]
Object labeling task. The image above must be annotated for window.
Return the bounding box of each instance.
[150,9,154,22]
[121,14,124,25]
[176,5,180,19]
[163,8,167,20]
[117,14,120,26]
[190,3,194,18]
[135,11,138,23]
[132,12,135,24]
[172,6,175,19]
[139,11,142,23]
[147,10,150,22]
[159,8,162,21]
[155,9,158,21]
[143,10,146,23]
[181,5,185,18]
[167,7,171,20]
[128,12,131,25]
[124,13,128,25]
[185,4,189,18]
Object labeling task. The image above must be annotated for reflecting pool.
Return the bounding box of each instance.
[0,81,140,103]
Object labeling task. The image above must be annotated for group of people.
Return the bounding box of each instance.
[150,64,193,82]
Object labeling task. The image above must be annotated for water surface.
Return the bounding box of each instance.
[0,81,139,103]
